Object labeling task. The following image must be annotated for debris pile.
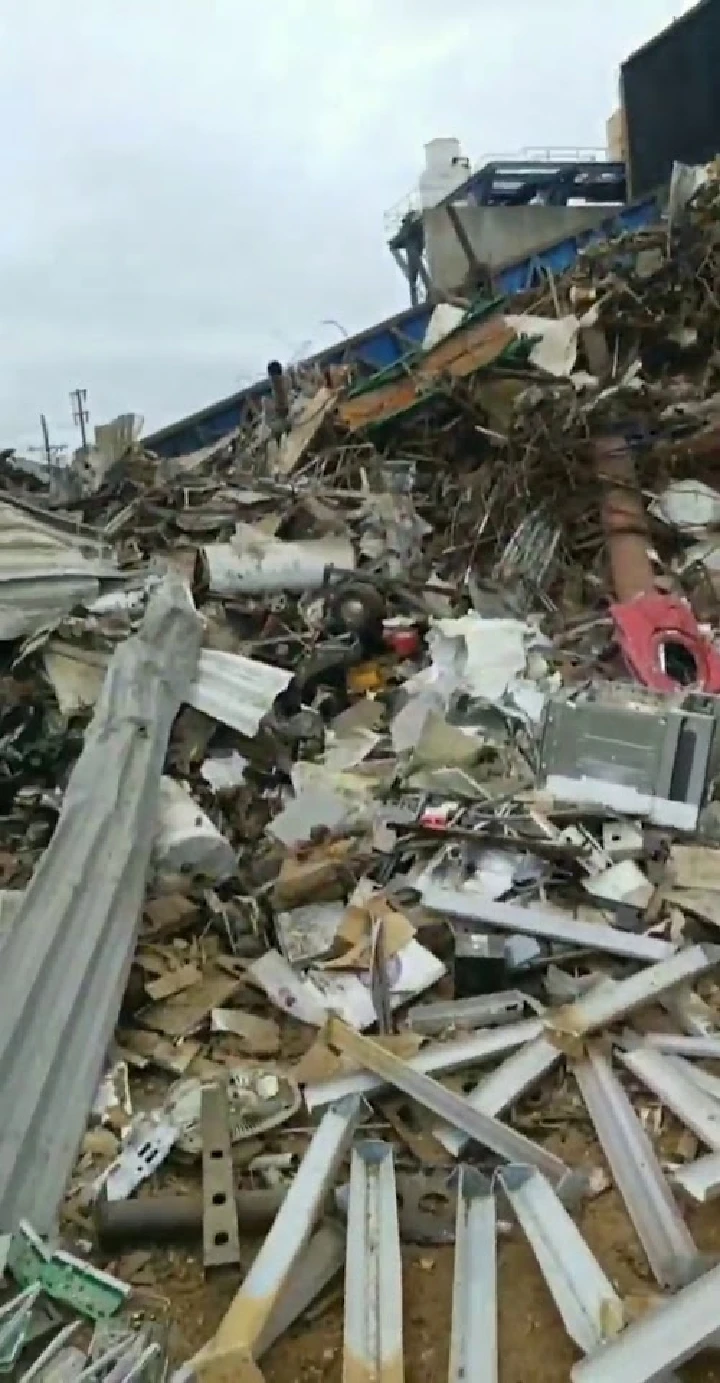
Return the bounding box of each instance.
[5,165,720,1382]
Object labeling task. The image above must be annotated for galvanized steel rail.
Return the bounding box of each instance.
[448,1169,497,1383]
[343,1142,403,1383]
[573,1044,700,1288]
[0,576,202,1231]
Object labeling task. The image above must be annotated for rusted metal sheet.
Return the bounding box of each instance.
[338,316,516,430]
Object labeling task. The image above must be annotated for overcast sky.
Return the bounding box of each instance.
[0,0,695,455]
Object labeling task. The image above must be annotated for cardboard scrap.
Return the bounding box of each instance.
[115,1028,202,1075]
[211,1008,281,1055]
[273,385,339,477]
[272,837,362,910]
[667,888,720,929]
[142,894,200,940]
[139,969,242,1038]
[293,1030,423,1085]
[670,845,720,892]
[319,897,415,970]
[145,963,203,1001]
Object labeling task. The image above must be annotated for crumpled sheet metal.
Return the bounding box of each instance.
[0,498,120,640]
[0,497,110,562]
[0,575,202,1232]
[42,641,292,739]
[190,648,292,737]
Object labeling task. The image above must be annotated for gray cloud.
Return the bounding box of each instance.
[0,0,695,451]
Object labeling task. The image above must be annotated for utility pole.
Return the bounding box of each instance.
[28,415,68,469]
[70,388,89,449]
[40,413,51,466]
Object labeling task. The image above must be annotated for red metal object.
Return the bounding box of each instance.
[420,804,454,829]
[596,436,720,692]
[611,591,720,693]
[383,626,421,657]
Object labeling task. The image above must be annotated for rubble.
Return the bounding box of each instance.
[7,164,720,1382]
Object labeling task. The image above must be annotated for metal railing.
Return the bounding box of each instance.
[384,146,610,239]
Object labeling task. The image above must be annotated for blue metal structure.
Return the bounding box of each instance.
[144,194,659,460]
[436,157,626,211]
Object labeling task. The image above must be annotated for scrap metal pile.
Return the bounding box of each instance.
[5,165,720,1382]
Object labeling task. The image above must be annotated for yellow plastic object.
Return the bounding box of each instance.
[347,663,384,694]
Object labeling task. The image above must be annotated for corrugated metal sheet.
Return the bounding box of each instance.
[0,498,112,563]
[44,640,293,739]
[0,498,121,640]
[190,649,292,736]
[0,576,115,641]
[0,892,24,954]
[0,576,201,1232]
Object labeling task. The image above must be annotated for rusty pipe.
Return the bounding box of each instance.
[94,1185,287,1251]
[595,436,654,603]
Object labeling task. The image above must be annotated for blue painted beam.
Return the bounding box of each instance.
[495,195,658,295]
[145,195,660,459]
[145,303,435,457]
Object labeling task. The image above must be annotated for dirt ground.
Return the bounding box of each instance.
[99,1119,720,1383]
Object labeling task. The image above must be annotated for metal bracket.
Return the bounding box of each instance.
[394,1171,457,1245]
[303,1019,542,1113]
[432,1035,563,1162]
[16,1324,81,1383]
[619,1044,720,1151]
[193,1096,362,1365]
[370,916,393,1035]
[548,945,720,1042]
[202,1083,241,1272]
[421,885,674,963]
[406,991,526,1035]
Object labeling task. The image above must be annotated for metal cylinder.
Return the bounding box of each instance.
[95,1186,286,1250]
[595,436,654,603]
[204,535,355,597]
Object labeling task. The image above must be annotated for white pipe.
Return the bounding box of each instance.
[204,532,355,596]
